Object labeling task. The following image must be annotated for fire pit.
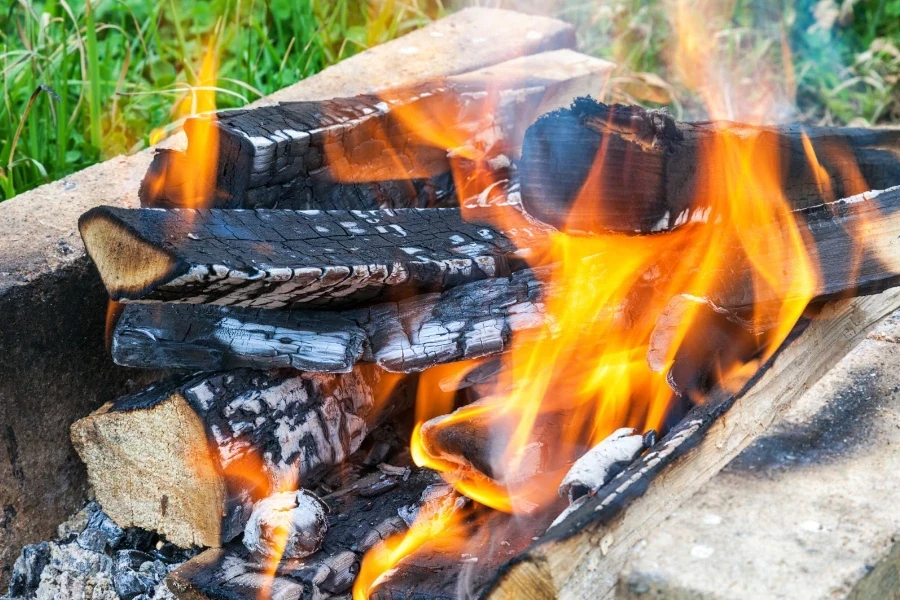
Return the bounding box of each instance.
[5,7,900,600]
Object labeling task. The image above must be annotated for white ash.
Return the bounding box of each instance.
[7,502,195,600]
[558,428,647,504]
[243,490,329,559]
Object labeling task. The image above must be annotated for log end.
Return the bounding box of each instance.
[78,207,183,301]
[70,392,226,548]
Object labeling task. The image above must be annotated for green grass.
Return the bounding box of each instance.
[0,0,441,202]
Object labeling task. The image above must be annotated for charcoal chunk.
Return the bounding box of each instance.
[8,542,49,598]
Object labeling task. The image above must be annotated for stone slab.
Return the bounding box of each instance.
[620,310,900,600]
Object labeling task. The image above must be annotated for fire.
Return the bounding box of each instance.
[145,36,221,209]
[352,2,832,594]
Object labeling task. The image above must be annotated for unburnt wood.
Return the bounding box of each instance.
[142,50,613,211]
[70,368,412,548]
[79,206,546,308]
[520,98,900,233]
[484,287,900,600]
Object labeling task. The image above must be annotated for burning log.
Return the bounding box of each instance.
[79,205,544,308]
[242,490,329,560]
[70,368,411,548]
[166,468,442,600]
[557,428,650,504]
[483,286,900,600]
[142,50,613,210]
[647,294,762,397]
[110,266,553,373]
[519,98,900,233]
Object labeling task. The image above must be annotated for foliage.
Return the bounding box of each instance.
[0,0,441,201]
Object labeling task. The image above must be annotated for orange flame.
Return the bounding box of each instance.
[145,37,221,209]
[350,3,838,594]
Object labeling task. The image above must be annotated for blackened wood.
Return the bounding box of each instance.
[79,206,544,308]
[647,294,761,399]
[111,266,553,373]
[520,97,900,233]
[165,469,440,600]
[142,50,614,211]
[70,368,412,548]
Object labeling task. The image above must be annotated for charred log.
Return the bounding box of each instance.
[519,97,900,233]
[110,266,553,373]
[70,368,413,548]
[79,206,545,308]
[142,50,614,211]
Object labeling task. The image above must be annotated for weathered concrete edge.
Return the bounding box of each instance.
[0,7,575,583]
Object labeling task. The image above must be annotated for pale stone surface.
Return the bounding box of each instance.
[0,8,574,581]
[620,310,900,600]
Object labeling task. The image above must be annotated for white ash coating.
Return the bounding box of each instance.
[243,490,329,559]
[558,428,645,503]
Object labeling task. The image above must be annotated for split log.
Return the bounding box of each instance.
[165,468,441,600]
[79,205,546,308]
[519,97,900,233]
[483,287,900,600]
[110,186,900,375]
[110,266,552,373]
[142,50,613,211]
[70,368,412,548]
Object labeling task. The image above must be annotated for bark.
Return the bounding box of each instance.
[79,205,543,308]
[70,368,413,548]
[519,98,900,233]
[141,50,613,211]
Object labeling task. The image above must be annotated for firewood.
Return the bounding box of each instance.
[483,286,900,600]
[110,266,553,373]
[165,468,441,600]
[141,50,613,211]
[111,186,900,376]
[647,294,761,397]
[79,205,546,308]
[70,368,412,549]
[242,490,329,560]
[519,97,900,233]
[557,428,648,504]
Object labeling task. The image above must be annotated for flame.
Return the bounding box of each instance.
[145,37,221,209]
[350,3,850,594]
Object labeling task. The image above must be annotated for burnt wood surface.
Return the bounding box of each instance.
[70,368,412,548]
[111,186,900,374]
[520,98,900,233]
[166,469,439,600]
[111,266,551,373]
[79,206,544,308]
[142,50,613,211]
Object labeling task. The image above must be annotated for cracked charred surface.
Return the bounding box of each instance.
[166,468,440,600]
[70,368,411,548]
[79,206,545,308]
[520,98,900,233]
[112,265,552,373]
[141,49,613,211]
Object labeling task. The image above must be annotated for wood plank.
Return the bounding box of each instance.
[79,206,546,308]
[142,50,613,211]
[618,309,900,599]
[484,287,900,600]
[70,368,411,548]
[519,98,900,233]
